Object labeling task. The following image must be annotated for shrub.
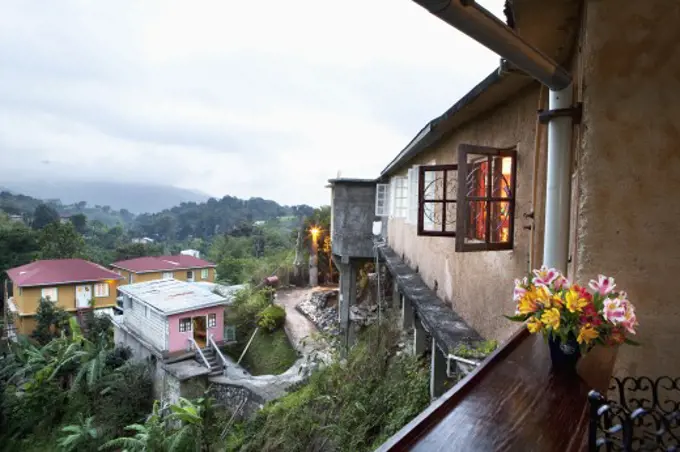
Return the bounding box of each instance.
[256,305,286,332]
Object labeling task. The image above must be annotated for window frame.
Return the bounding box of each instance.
[186,270,194,281]
[41,287,58,302]
[391,176,408,219]
[162,271,173,280]
[208,313,217,328]
[417,164,458,237]
[201,269,209,280]
[179,317,192,332]
[94,282,109,298]
[375,183,390,217]
[456,144,517,252]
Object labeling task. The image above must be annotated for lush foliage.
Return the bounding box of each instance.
[31,297,72,345]
[132,195,313,242]
[227,324,430,451]
[102,395,224,452]
[256,305,286,332]
[38,222,86,259]
[507,266,640,353]
[0,317,153,451]
[0,213,40,291]
[453,340,498,360]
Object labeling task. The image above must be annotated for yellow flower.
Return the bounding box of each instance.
[540,308,561,330]
[527,317,543,334]
[565,289,589,313]
[577,323,599,345]
[518,292,539,315]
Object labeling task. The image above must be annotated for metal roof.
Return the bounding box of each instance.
[111,255,216,273]
[118,279,231,315]
[7,259,124,287]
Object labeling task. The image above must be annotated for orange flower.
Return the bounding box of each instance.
[565,288,589,313]
[540,308,561,330]
[527,317,543,334]
[577,323,599,345]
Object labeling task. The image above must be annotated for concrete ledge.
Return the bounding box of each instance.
[377,245,481,354]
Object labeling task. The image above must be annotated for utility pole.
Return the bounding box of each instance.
[309,227,319,287]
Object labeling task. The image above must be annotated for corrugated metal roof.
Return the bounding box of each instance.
[111,255,216,273]
[6,259,124,287]
[118,279,232,315]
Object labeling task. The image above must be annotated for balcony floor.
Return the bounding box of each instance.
[379,329,616,452]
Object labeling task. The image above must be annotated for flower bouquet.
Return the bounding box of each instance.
[506,266,639,369]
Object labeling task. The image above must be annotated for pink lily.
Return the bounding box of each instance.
[533,266,560,287]
[603,297,626,324]
[589,274,616,297]
[513,277,528,302]
[553,275,571,291]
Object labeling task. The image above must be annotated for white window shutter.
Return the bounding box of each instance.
[389,178,396,217]
[408,167,419,224]
[375,183,389,217]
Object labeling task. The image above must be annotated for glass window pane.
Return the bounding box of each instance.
[490,201,512,243]
[491,156,513,199]
[464,200,487,243]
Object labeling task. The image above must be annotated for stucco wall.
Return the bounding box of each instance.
[14,281,118,314]
[387,85,541,342]
[578,0,680,378]
[167,306,224,353]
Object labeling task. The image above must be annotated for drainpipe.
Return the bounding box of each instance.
[411,0,575,272]
[543,87,573,271]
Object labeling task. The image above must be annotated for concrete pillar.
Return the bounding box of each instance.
[413,317,427,356]
[430,337,448,399]
[391,282,400,308]
[401,296,413,330]
[338,261,356,350]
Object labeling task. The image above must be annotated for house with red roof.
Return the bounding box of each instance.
[4,259,123,335]
[111,255,217,286]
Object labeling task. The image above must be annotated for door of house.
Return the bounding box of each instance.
[75,284,92,309]
[192,316,207,348]
[186,270,194,282]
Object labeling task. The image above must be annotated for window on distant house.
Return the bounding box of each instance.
[208,313,217,328]
[375,183,390,217]
[179,318,191,332]
[391,176,408,218]
[41,287,58,302]
[201,269,209,280]
[186,271,194,281]
[129,273,134,283]
[94,282,109,298]
[416,145,517,252]
[162,272,173,280]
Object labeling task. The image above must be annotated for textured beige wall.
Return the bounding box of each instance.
[578,0,680,378]
[387,85,542,342]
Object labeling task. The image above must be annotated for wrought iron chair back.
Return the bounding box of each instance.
[588,377,680,451]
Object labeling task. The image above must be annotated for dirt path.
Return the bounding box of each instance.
[274,288,319,348]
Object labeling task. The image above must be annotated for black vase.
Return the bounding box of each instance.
[548,334,581,372]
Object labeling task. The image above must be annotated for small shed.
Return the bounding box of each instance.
[117,279,231,354]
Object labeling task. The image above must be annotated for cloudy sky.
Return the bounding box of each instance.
[0,0,505,206]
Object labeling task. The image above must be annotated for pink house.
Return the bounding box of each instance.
[115,279,233,355]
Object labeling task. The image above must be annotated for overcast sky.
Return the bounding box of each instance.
[0,0,505,206]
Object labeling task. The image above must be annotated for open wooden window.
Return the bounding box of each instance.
[456,144,517,252]
[375,183,390,217]
[417,165,458,236]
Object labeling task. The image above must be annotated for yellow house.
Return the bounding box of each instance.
[5,259,123,335]
[111,255,216,286]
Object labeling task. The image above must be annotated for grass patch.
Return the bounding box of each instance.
[225,328,298,376]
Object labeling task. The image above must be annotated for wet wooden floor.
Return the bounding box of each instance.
[379,329,615,452]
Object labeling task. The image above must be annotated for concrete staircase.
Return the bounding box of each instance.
[200,347,225,377]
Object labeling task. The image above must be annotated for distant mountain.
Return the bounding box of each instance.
[0,180,209,214]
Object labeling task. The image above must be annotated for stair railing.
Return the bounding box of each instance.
[188,337,211,369]
[209,334,228,373]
